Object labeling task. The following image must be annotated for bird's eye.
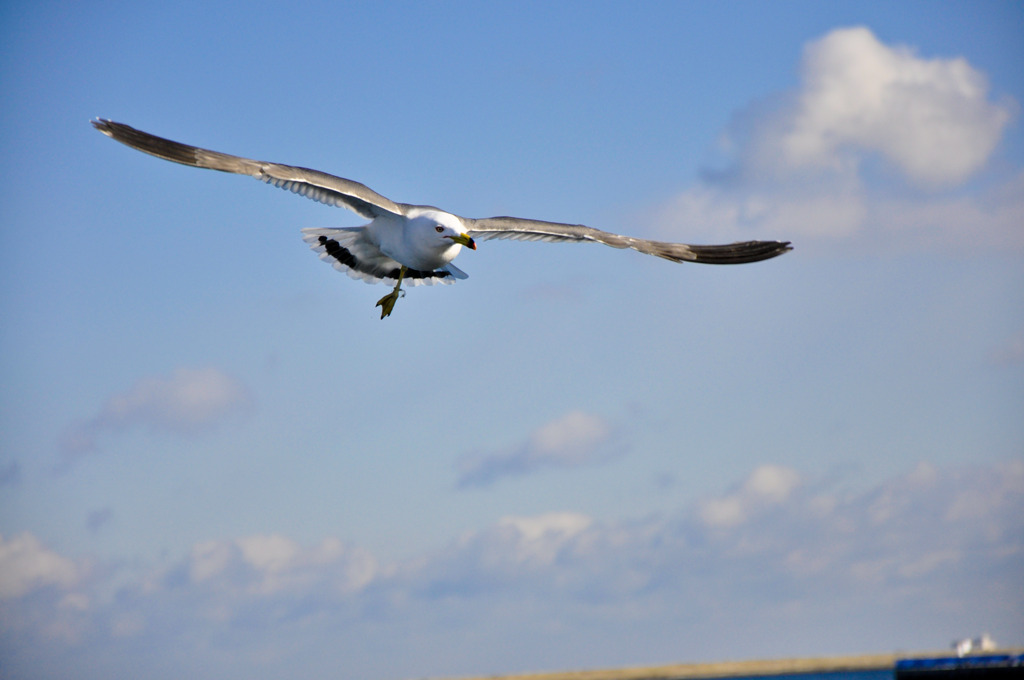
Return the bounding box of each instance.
[435,226,444,233]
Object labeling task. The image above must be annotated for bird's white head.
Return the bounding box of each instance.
[407,209,476,264]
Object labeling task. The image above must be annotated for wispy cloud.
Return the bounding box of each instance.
[57,367,252,467]
[455,410,621,488]
[183,534,377,597]
[656,27,1022,252]
[698,464,802,529]
[2,460,1021,676]
[0,533,83,600]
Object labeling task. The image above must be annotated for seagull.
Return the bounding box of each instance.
[92,119,792,318]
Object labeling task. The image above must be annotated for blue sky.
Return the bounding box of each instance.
[1,1,1022,678]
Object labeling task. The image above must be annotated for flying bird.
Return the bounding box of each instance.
[92,119,792,318]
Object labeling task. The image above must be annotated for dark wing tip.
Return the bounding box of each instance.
[91,118,201,167]
[92,118,138,141]
[688,240,793,264]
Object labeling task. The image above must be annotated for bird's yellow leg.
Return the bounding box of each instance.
[375,266,407,319]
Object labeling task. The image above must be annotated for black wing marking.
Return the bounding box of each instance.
[301,228,457,286]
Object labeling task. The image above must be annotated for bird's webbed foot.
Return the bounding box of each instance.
[375,289,404,319]
[375,267,407,319]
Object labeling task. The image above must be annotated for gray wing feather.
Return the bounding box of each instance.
[92,119,402,220]
[466,216,792,265]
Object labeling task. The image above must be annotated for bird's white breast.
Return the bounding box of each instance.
[369,212,462,272]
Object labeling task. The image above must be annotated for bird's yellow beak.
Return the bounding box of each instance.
[448,233,477,250]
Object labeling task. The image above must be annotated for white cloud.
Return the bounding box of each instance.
[236,534,301,575]
[699,464,802,529]
[0,533,81,599]
[499,512,593,544]
[493,513,593,566]
[531,412,611,460]
[744,464,802,501]
[776,27,1012,186]
[186,534,376,597]
[657,27,1020,251]
[456,410,619,488]
[58,367,252,464]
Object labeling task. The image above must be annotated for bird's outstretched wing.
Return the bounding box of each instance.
[465,216,791,264]
[91,119,402,220]
[93,119,792,265]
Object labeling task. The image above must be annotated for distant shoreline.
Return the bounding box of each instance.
[446,649,1024,680]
